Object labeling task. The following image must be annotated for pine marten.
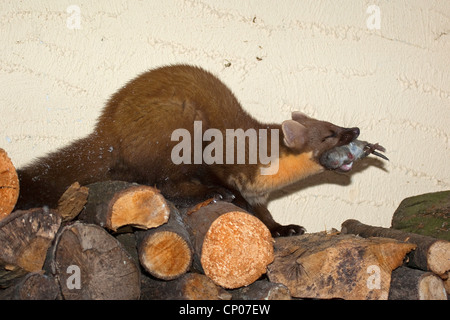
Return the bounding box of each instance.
[16,65,360,236]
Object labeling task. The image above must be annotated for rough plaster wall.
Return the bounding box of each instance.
[1,0,449,232]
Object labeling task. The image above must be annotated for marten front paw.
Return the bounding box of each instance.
[271,224,306,237]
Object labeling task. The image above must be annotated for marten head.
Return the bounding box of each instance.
[281,111,360,167]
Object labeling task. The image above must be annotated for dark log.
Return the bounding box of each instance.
[0,272,59,300]
[230,280,291,300]
[182,201,274,289]
[56,181,88,222]
[79,181,169,231]
[48,221,140,300]
[0,148,19,221]
[389,266,447,300]
[267,232,416,299]
[140,273,231,300]
[136,203,193,280]
[341,219,450,276]
[0,208,61,272]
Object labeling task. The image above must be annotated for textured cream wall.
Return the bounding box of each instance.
[1,0,449,232]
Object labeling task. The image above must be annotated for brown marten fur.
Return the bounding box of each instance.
[17,65,359,236]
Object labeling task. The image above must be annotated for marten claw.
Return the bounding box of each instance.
[207,187,236,203]
[271,224,306,237]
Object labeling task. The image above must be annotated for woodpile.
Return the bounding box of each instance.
[0,149,449,300]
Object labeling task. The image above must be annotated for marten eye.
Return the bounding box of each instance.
[322,131,337,142]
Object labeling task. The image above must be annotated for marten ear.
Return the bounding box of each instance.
[282,120,307,151]
[291,111,310,122]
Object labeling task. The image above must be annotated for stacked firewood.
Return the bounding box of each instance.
[0,148,449,300]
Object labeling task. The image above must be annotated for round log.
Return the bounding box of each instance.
[183,201,274,289]
[136,204,193,280]
[50,222,140,300]
[79,181,170,231]
[0,208,61,272]
[0,148,19,221]
[0,272,60,300]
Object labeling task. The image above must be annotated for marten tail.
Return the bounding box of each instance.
[16,134,113,210]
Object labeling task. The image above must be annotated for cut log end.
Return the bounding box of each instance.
[0,148,19,221]
[109,186,170,231]
[139,231,192,280]
[0,208,61,272]
[17,273,60,300]
[17,237,55,272]
[418,274,447,300]
[428,241,450,276]
[54,222,141,300]
[201,211,274,289]
[443,274,450,296]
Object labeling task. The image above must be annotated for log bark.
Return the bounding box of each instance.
[267,232,416,300]
[182,201,274,289]
[341,219,450,276]
[115,232,139,263]
[49,221,140,300]
[391,191,449,241]
[140,273,231,300]
[79,181,169,231]
[136,203,193,280]
[0,208,61,272]
[389,266,447,300]
[57,182,88,222]
[230,280,291,300]
[0,148,19,221]
[0,272,60,300]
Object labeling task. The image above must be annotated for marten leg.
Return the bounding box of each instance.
[252,204,306,237]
